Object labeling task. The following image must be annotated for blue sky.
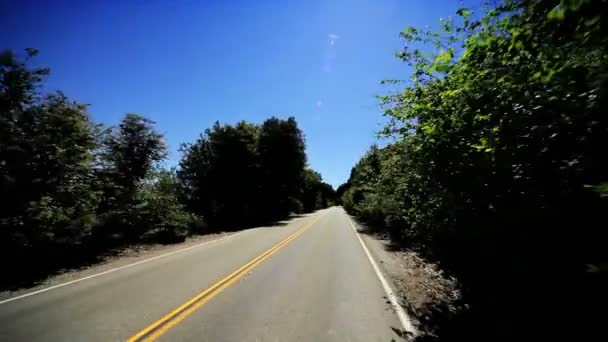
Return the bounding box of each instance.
[2,0,467,188]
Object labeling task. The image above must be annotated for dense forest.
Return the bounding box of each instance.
[0,49,335,289]
[340,0,606,341]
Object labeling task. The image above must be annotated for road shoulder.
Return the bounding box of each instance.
[351,218,460,339]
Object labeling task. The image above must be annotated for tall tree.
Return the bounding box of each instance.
[179,117,313,226]
[98,114,166,207]
[178,121,259,227]
[96,113,167,240]
[301,169,323,213]
[0,50,97,282]
[300,169,336,212]
[257,117,306,218]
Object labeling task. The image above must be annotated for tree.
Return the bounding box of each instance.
[136,169,197,243]
[341,145,386,227]
[98,114,167,206]
[178,121,260,227]
[95,113,168,241]
[301,168,336,212]
[257,117,307,218]
[0,50,98,283]
[301,169,323,212]
[178,117,317,226]
[0,48,49,113]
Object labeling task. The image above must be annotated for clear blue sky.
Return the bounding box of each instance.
[2,0,468,188]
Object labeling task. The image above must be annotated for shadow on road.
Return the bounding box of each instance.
[0,211,317,293]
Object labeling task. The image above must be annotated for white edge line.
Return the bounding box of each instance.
[343,208,417,336]
[0,230,249,305]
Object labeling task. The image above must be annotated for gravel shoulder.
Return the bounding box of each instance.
[354,221,460,337]
[0,231,235,302]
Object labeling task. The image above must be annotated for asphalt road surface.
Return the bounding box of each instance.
[0,207,408,341]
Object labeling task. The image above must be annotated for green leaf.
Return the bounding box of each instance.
[429,49,454,73]
[547,5,566,20]
[456,8,472,19]
[421,123,436,135]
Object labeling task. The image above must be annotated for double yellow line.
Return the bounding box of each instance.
[127,214,324,342]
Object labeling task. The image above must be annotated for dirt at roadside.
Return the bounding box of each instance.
[357,227,460,339]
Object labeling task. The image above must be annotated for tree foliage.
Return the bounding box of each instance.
[92,113,192,244]
[301,168,336,213]
[1,49,99,283]
[99,113,167,202]
[136,169,197,243]
[178,117,333,228]
[178,121,261,226]
[257,117,307,219]
[342,1,607,340]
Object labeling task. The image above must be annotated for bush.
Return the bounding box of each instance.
[137,171,195,244]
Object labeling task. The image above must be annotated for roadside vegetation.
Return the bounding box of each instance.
[178,118,335,227]
[340,0,606,340]
[0,49,335,289]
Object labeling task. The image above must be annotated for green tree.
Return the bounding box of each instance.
[0,50,98,283]
[318,182,337,208]
[178,117,315,226]
[178,121,260,227]
[95,113,168,241]
[341,145,386,227]
[98,114,167,206]
[300,168,336,212]
[301,169,323,212]
[136,169,197,243]
[257,117,307,218]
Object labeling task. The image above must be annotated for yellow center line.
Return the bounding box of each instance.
[126,213,325,342]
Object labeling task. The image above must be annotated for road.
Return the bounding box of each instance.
[0,207,410,341]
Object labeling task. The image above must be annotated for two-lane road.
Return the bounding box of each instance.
[0,207,410,341]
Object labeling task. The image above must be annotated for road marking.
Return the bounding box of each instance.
[127,213,324,342]
[0,230,255,305]
[343,209,417,336]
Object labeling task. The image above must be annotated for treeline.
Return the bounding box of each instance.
[178,118,336,227]
[0,49,335,288]
[340,1,606,341]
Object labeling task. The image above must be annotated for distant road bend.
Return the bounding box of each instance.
[0,207,414,341]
